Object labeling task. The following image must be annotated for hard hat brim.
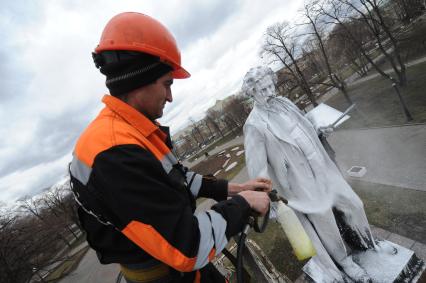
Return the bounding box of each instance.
[173,67,191,79]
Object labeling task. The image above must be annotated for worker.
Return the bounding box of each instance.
[69,12,271,283]
[242,66,375,282]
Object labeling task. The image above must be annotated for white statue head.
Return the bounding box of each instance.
[242,66,278,105]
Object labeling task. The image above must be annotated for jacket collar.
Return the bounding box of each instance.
[102,95,166,140]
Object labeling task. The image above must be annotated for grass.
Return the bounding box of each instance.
[190,144,245,180]
[325,60,426,128]
[349,179,426,244]
[248,221,307,281]
[359,14,426,76]
[374,15,426,71]
[44,245,90,282]
[187,129,242,163]
[222,156,246,180]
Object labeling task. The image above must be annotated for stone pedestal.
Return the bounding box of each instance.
[303,240,425,283]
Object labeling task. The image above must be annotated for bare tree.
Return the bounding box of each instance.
[42,184,81,239]
[0,210,67,283]
[328,21,371,77]
[19,197,72,248]
[302,1,353,104]
[262,22,319,107]
[189,118,206,146]
[223,96,250,127]
[222,111,240,134]
[201,118,215,138]
[391,0,425,24]
[320,0,413,120]
[206,109,225,138]
[179,135,197,156]
[300,39,325,80]
[334,0,407,85]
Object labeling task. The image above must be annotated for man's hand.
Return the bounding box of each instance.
[228,177,272,196]
[238,191,270,216]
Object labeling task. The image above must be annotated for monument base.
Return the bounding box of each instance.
[303,240,425,283]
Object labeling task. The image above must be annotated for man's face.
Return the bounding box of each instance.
[131,72,173,120]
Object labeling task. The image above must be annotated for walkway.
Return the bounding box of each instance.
[58,248,120,283]
[328,124,426,192]
[349,56,426,87]
[305,55,426,110]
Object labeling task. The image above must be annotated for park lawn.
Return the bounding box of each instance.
[349,179,426,245]
[325,60,426,129]
[190,144,245,180]
[187,129,242,163]
[367,14,426,72]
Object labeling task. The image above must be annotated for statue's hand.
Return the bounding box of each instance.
[228,177,272,196]
[318,126,334,138]
[241,177,272,192]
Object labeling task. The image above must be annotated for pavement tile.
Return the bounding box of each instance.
[370,225,391,240]
[411,242,426,262]
[387,233,415,249]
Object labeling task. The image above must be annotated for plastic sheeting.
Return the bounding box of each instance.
[305,103,350,129]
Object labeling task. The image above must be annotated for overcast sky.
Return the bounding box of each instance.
[0,0,303,204]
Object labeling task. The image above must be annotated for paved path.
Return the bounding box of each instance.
[328,124,426,192]
[304,55,426,112]
[349,56,426,87]
[58,248,121,283]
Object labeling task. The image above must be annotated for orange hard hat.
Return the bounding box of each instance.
[95,12,190,79]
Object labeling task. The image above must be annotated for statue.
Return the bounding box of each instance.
[241,66,417,282]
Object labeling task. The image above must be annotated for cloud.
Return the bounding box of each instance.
[0,153,71,203]
[165,0,240,49]
[0,0,302,204]
[161,0,303,131]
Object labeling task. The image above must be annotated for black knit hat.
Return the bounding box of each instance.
[93,51,173,96]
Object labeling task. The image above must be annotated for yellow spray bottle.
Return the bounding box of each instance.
[274,195,316,261]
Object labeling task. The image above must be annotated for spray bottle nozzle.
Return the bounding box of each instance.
[268,189,288,204]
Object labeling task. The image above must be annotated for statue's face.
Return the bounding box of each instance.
[242,66,277,105]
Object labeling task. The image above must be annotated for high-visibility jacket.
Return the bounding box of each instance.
[70,95,250,283]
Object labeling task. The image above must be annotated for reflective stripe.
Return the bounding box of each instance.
[186,171,195,183]
[189,174,202,197]
[160,153,178,174]
[194,210,228,270]
[160,158,173,174]
[206,210,228,256]
[122,221,197,272]
[70,153,92,185]
[166,152,178,164]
